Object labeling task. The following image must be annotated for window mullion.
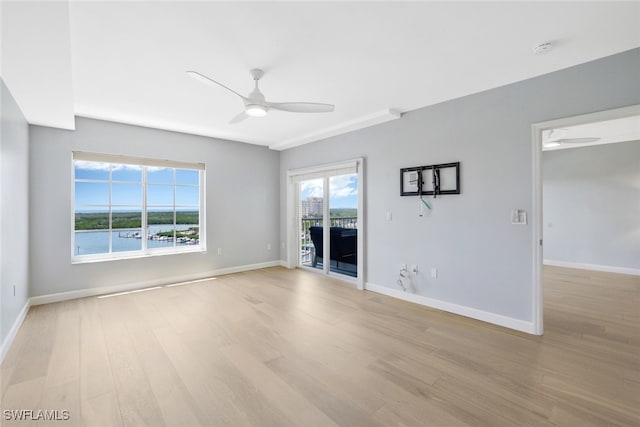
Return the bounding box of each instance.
[142,166,148,253]
[109,164,113,254]
[173,168,177,248]
[199,170,204,249]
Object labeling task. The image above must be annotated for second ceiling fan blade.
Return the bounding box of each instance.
[266,102,335,113]
[552,137,601,144]
[186,71,246,100]
[229,111,249,124]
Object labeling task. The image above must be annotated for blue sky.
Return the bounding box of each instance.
[300,174,358,209]
[74,161,199,211]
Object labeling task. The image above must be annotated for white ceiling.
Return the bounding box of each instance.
[2,1,639,150]
[1,1,75,129]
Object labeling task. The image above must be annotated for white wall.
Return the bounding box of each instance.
[543,141,640,271]
[280,48,640,328]
[1,79,30,349]
[29,117,280,298]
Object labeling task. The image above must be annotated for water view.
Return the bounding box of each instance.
[75,224,199,255]
[73,161,202,256]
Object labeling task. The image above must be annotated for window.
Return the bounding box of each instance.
[73,152,205,262]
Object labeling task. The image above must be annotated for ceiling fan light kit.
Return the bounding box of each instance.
[187,68,335,124]
[246,104,268,117]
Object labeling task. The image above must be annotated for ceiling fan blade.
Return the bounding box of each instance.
[265,102,335,113]
[229,111,249,124]
[552,137,601,144]
[186,70,246,100]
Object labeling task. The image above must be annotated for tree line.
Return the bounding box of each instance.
[75,211,199,230]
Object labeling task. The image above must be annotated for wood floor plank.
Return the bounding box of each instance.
[36,380,81,427]
[127,326,209,427]
[153,325,294,427]
[1,265,638,426]
[98,297,166,427]
[222,345,340,427]
[78,296,123,427]
[45,300,80,388]
[265,355,388,427]
[4,304,57,387]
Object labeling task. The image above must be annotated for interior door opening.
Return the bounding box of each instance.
[531,105,640,335]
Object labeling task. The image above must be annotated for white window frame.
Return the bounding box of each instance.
[71,152,206,263]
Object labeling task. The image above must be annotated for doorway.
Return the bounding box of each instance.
[531,105,640,335]
[287,159,364,289]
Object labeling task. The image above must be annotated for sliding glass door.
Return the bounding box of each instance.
[293,161,362,283]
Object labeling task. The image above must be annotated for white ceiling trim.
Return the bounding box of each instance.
[270,109,402,151]
[76,108,402,149]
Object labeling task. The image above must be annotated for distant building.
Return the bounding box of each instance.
[301,197,323,217]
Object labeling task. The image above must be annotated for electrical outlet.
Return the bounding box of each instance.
[431,268,438,278]
[281,241,285,249]
[217,248,222,255]
[386,212,392,221]
[267,243,271,251]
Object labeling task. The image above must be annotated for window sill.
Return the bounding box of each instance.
[71,247,207,264]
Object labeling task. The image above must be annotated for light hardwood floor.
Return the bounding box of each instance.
[1,266,639,426]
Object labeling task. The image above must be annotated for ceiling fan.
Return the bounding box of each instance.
[186,69,335,124]
[543,128,601,147]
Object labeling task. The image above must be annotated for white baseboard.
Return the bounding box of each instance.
[543,259,640,276]
[211,261,283,277]
[0,299,31,364]
[29,260,283,306]
[364,282,537,335]
[278,260,290,268]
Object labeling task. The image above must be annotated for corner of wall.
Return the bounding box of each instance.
[364,282,538,335]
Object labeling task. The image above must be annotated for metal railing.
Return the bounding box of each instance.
[300,217,357,264]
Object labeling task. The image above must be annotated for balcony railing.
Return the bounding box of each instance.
[300,216,357,265]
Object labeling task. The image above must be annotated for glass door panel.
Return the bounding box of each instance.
[329,173,358,277]
[299,178,324,270]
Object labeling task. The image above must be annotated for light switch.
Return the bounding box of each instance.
[511,209,527,225]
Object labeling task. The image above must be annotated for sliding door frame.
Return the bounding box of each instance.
[286,158,364,289]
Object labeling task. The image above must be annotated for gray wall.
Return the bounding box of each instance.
[543,141,640,270]
[1,79,30,347]
[29,117,280,297]
[280,48,640,323]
